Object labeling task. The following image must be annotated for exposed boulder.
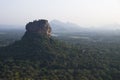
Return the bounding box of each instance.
[24,19,51,37]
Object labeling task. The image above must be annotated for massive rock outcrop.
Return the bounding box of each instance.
[22,19,51,39]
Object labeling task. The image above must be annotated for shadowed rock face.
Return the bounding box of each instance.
[25,19,51,37]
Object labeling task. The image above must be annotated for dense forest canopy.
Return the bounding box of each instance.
[0,20,120,80]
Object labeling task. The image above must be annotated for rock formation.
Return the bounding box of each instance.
[23,19,51,38]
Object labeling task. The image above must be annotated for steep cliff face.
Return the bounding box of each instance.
[0,19,55,60]
[24,19,51,37]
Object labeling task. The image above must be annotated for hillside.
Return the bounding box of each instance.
[0,19,120,80]
[50,20,85,33]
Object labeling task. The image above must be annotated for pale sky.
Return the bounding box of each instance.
[0,0,120,27]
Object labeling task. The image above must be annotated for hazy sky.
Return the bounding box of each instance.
[0,0,120,27]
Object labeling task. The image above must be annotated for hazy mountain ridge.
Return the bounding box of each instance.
[1,20,120,33]
[50,20,86,33]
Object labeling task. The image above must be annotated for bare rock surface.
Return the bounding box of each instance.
[25,19,51,37]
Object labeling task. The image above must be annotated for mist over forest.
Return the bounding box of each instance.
[0,0,120,79]
[1,20,120,47]
[0,19,120,80]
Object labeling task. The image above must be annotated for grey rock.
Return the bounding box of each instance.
[25,19,51,37]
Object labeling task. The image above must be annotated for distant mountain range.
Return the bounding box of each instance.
[50,20,120,35]
[0,20,120,33]
[50,20,85,33]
